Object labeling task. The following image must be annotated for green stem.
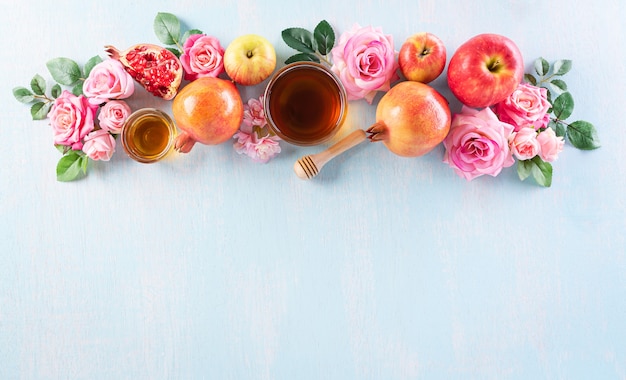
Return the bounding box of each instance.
[34,94,54,102]
[315,52,332,67]
[172,38,184,55]
[539,73,558,85]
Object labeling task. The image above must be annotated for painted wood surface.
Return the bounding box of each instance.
[1,0,625,379]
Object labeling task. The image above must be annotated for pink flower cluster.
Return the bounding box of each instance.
[443,83,564,181]
[48,59,135,162]
[331,24,399,104]
[232,95,281,163]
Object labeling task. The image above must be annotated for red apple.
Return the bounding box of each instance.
[224,34,277,86]
[447,33,524,108]
[398,32,447,83]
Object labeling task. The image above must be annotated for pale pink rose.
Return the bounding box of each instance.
[233,129,281,163]
[48,90,97,150]
[180,34,225,81]
[537,127,564,162]
[509,127,541,160]
[331,24,399,104]
[443,106,515,180]
[82,129,116,161]
[98,100,131,134]
[83,59,135,105]
[492,83,550,131]
[242,95,266,128]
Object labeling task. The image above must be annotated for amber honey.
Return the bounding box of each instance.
[264,62,347,146]
[121,109,176,163]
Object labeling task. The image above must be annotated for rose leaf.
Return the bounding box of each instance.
[154,12,181,45]
[567,120,601,150]
[282,27,317,54]
[46,57,81,86]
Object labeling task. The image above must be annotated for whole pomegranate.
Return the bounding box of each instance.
[172,77,244,153]
[367,81,451,157]
[105,44,183,100]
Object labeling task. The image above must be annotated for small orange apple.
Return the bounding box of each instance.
[398,32,447,84]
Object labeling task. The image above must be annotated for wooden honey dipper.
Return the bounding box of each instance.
[294,129,367,180]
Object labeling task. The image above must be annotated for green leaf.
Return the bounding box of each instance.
[30,74,46,95]
[530,156,552,187]
[550,79,567,92]
[524,73,537,86]
[56,151,88,182]
[314,20,335,55]
[285,52,320,64]
[552,92,574,120]
[166,47,181,58]
[72,82,84,97]
[517,159,533,181]
[567,120,601,150]
[55,144,69,154]
[46,57,81,86]
[51,83,62,99]
[282,27,317,54]
[553,59,572,76]
[545,88,552,106]
[154,12,181,45]
[13,87,34,103]
[84,55,103,77]
[551,120,566,137]
[181,29,203,44]
[534,57,549,76]
[30,101,51,120]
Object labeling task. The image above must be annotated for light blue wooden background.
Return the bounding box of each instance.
[1,0,624,379]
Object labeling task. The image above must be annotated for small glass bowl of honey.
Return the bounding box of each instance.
[121,108,176,163]
[263,62,348,146]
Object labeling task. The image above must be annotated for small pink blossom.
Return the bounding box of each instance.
[180,34,225,81]
[83,59,135,105]
[98,100,131,134]
[331,24,399,104]
[443,106,515,181]
[233,130,281,164]
[537,127,565,162]
[48,90,97,150]
[243,95,266,128]
[509,127,541,160]
[492,82,550,131]
[82,129,116,161]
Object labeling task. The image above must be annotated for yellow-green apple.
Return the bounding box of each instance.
[398,32,447,83]
[224,34,276,86]
[447,33,523,108]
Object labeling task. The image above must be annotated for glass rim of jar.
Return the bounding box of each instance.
[263,61,348,146]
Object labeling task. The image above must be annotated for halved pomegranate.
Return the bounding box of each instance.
[105,44,183,100]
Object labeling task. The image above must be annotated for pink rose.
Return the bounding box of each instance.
[82,129,116,161]
[331,24,399,104]
[83,59,135,105]
[443,106,515,180]
[537,127,564,162]
[48,90,97,150]
[233,130,281,164]
[492,83,550,131]
[180,34,225,81]
[98,100,131,134]
[509,127,540,160]
[242,95,266,128]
